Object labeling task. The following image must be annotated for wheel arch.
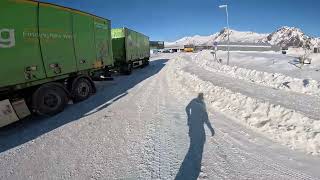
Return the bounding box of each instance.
[40,82,71,98]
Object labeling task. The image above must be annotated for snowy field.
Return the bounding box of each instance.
[192,50,320,96]
[0,52,319,179]
[201,49,320,81]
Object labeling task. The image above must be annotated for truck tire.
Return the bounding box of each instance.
[121,62,132,75]
[143,59,150,67]
[71,78,94,102]
[127,62,133,75]
[32,84,68,116]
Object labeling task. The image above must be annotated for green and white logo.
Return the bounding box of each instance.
[94,22,108,30]
[0,29,15,48]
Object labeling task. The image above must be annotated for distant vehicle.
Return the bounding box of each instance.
[184,45,195,52]
[112,28,150,75]
[281,47,288,54]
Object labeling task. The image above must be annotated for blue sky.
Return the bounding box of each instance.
[41,0,320,41]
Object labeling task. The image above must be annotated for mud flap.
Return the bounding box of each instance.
[133,60,143,68]
[12,99,31,119]
[0,99,19,128]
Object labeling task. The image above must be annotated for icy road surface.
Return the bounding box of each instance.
[0,53,320,180]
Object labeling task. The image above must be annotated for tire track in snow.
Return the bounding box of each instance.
[134,64,188,179]
[132,69,162,179]
[208,124,316,180]
[109,64,165,179]
[156,70,182,179]
[137,65,182,179]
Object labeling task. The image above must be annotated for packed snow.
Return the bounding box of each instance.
[0,52,319,179]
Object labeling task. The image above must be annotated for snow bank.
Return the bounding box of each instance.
[168,57,320,155]
[192,51,320,97]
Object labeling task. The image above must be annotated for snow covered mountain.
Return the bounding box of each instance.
[165,26,319,48]
[214,28,268,44]
[266,26,316,48]
[165,29,268,47]
[166,34,218,47]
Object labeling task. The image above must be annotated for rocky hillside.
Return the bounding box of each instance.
[265,26,316,48]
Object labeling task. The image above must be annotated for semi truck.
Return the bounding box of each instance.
[112,28,150,74]
[0,0,113,127]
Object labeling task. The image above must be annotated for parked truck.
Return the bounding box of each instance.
[0,0,113,127]
[111,28,150,74]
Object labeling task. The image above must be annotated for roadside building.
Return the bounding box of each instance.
[150,41,164,54]
[150,41,165,50]
[195,46,212,52]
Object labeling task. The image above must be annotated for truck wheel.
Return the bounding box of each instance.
[71,78,93,102]
[123,63,132,75]
[143,59,150,67]
[32,84,68,116]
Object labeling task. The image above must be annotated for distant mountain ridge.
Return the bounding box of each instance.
[165,26,319,48]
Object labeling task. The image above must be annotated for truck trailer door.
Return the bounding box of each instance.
[72,13,96,71]
[39,3,77,77]
[94,18,111,68]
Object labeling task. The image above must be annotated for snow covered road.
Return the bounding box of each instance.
[0,54,319,179]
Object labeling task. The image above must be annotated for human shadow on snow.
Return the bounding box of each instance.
[175,93,215,180]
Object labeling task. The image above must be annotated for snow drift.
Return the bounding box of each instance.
[168,57,320,155]
[192,51,320,97]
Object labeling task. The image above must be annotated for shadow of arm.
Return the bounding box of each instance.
[204,114,215,136]
[185,101,192,117]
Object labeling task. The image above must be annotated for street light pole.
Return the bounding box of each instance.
[219,4,230,65]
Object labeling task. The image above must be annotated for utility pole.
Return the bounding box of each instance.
[219,4,230,65]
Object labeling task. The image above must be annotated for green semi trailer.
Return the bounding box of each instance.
[112,28,150,74]
[0,0,113,127]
